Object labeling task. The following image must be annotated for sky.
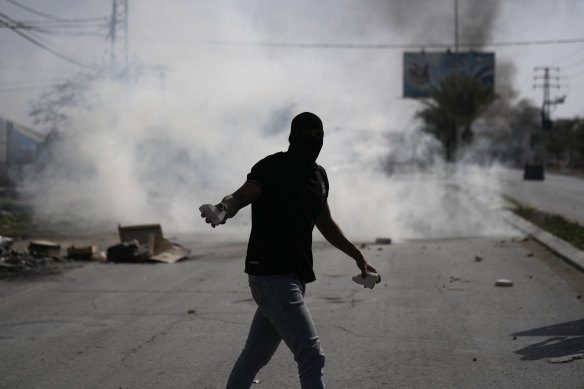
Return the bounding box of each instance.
[0,0,583,240]
[1,0,583,129]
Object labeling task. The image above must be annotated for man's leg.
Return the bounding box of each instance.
[226,307,281,389]
[250,274,326,389]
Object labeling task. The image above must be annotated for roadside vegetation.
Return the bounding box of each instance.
[507,197,584,251]
[0,198,35,237]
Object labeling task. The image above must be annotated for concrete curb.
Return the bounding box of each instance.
[501,209,584,273]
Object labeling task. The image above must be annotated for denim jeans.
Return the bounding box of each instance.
[226,274,326,389]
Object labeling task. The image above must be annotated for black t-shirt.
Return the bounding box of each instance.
[245,151,329,283]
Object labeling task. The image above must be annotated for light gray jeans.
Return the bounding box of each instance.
[226,274,326,389]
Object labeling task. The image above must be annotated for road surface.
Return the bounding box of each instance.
[499,168,584,225]
[1,232,583,388]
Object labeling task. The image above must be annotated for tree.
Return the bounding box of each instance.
[416,73,497,162]
[548,118,584,169]
[29,68,107,134]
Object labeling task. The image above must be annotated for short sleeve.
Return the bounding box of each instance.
[246,154,279,191]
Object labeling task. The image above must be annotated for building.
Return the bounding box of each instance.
[0,116,45,190]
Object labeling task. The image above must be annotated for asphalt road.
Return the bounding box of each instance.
[499,168,584,225]
[1,232,583,388]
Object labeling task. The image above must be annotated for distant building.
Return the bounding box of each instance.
[0,116,45,190]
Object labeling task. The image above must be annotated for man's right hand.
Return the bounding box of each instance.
[200,204,227,227]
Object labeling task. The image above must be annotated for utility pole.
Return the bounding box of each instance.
[524,66,565,180]
[533,66,564,130]
[108,0,129,79]
[454,0,459,55]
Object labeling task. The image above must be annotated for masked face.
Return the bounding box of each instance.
[288,112,324,166]
[289,134,323,165]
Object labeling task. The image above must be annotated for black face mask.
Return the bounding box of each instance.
[288,136,323,166]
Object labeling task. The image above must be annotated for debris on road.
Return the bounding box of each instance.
[107,224,190,264]
[549,353,584,363]
[28,240,61,257]
[107,240,150,263]
[0,235,76,276]
[67,245,99,261]
[0,236,14,253]
[475,255,483,262]
[375,237,392,245]
[495,279,514,287]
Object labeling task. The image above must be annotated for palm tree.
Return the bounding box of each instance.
[417,73,497,162]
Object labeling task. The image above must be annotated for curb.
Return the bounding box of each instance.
[501,209,584,273]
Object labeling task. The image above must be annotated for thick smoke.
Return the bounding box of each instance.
[22,1,517,241]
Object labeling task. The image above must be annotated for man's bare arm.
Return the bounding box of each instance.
[316,202,379,277]
[219,181,262,218]
[201,181,262,227]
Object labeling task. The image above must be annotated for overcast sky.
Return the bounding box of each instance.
[1,0,583,130]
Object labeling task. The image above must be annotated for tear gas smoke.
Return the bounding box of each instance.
[22,0,516,241]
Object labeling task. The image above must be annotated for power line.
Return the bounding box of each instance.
[5,0,107,22]
[2,1,109,39]
[130,35,584,50]
[0,11,92,67]
[0,17,109,37]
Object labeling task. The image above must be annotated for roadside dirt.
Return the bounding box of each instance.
[520,237,584,302]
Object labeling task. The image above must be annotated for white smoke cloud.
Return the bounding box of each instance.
[21,0,515,241]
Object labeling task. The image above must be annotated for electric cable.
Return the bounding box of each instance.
[0,11,93,68]
[5,0,108,22]
[129,35,584,49]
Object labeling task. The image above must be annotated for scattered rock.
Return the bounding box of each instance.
[495,279,514,287]
[474,255,483,262]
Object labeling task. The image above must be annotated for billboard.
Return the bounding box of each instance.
[403,52,495,98]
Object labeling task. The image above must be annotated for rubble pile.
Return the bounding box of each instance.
[0,223,190,277]
[0,237,73,275]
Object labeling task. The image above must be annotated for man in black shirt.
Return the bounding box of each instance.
[202,112,379,389]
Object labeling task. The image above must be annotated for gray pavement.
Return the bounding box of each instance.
[498,168,584,226]
[497,168,584,273]
[1,167,584,388]
[1,234,584,388]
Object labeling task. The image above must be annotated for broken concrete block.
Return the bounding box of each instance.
[495,279,514,287]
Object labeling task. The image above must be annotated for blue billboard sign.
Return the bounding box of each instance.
[403,52,495,98]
